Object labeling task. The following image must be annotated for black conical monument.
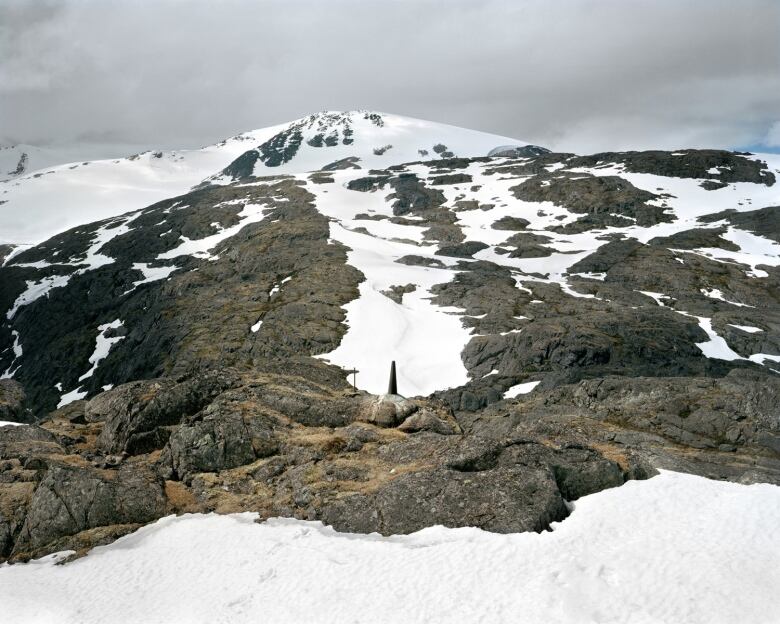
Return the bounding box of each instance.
[387,360,398,395]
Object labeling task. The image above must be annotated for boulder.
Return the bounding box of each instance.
[160,410,278,482]
[0,425,63,460]
[11,463,166,559]
[398,409,460,435]
[320,465,568,535]
[359,394,417,427]
[95,370,240,455]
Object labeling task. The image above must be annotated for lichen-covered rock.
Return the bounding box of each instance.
[398,409,460,435]
[699,205,780,243]
[570,149,775,186]
[513,173,671,227]
[11,463,165,560]
[0,425,63,460]
[0,380,31,424]
[435,240,490,258]
[160,411,279,482]
[565,370,780,454]
[319,465,568,535]
[95,370,241,455]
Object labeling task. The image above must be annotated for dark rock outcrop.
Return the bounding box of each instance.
[95,370,241,455]
[11,463,165,560]
[513,174,672,227]
[160,410,278,483]
[0,380,32,423]
[699,205,780,243]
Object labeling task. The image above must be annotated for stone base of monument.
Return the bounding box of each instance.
[359,393,417,427]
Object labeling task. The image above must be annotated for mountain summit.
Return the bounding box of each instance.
[0,111,529,246]
[208,110,528,183]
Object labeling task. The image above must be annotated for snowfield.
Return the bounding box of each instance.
[1,471,778,624]
[309,152,780,394]
[0,111,525,246]
[0,128,284,246]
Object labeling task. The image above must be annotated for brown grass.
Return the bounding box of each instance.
[164,480,200,513]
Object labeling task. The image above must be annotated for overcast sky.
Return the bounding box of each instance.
[2,0,779,154]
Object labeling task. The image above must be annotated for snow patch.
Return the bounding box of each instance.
[504,380,541,398]
[728,324,763,333]
[311,175,471,396]
[157,202,271,261]
[700,288,753,307]
[127,262,179,292]
[57,387,87,408]
[0,330,22,379]
[77,320,125,382]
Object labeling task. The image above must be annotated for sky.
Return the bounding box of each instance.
[1,0,779,155]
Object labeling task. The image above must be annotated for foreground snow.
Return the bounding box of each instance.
[1,471,778,624]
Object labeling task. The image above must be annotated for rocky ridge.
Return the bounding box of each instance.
[1,119,779,562]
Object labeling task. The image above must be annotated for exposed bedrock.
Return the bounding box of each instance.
[0,380,33,424]
[0,146,779,562]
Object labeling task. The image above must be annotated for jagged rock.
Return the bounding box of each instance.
[648,226,739,250]
[160,410,279,483]
[699,205,780,243]
[396,255,446,268]
[546,447,625,500]
[429,173,472,185]
[381,283,417,304]
[95,370,241,455]
[322,156,361,171]
[11,463,165,560]
[569,150,775,186]
[491,216,530,230]
[308,172,334,184]
[453,199,480,211]
[248,385,361,428]
[0,481,34,559]
[383,173,450,217]
[0,516,11,558]
[488,145,552,158]
[563,370,780,454]
[503,232,554,258]
[0,244,14,264]
[513,173,671,227]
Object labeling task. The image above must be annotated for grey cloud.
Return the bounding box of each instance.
[1,0,778,154]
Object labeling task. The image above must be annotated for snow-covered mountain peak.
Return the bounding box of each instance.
[0,112,529,246]
[209,110,529,182]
